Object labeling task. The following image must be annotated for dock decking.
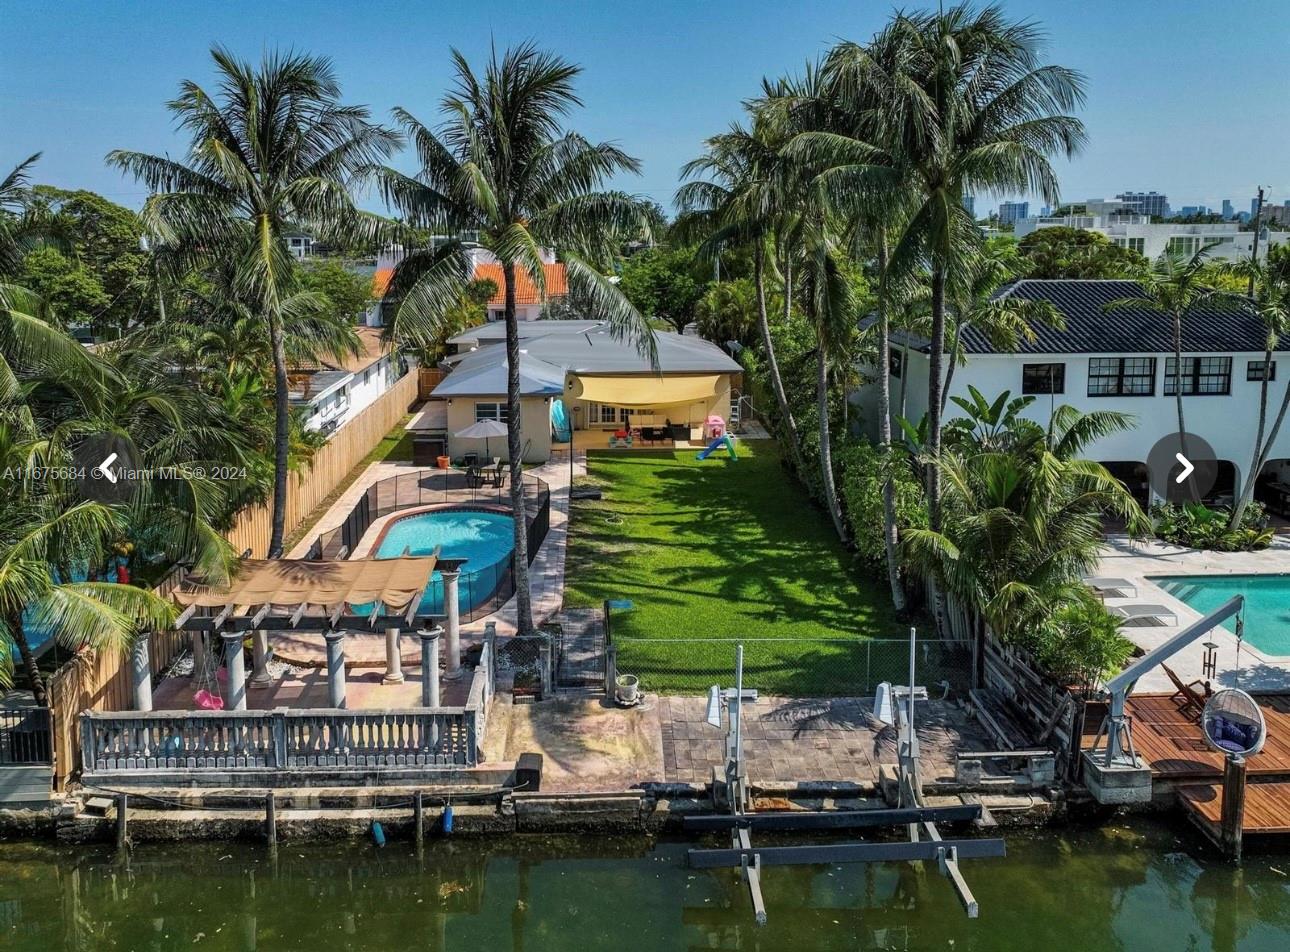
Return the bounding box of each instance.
[1085,692,1290,839]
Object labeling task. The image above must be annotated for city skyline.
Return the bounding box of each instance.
[3,0,1288,214]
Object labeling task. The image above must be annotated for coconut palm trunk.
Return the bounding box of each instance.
[7,610,45,706]
[268,314,292,557]
[502,263,533,634]
[876,242,906,612]
[926,266,947,532]
[753,244,801,465]
[816,339,847,542]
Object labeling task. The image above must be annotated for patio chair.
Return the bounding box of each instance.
[1110,604,1178,626]
[465,465,483,489]
[1163,664,1211,716]
[1084,577,1138,598]
[490,459,505,488]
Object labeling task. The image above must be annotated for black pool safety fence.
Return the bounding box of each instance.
[304,468,551,625]
[1,706,53,766]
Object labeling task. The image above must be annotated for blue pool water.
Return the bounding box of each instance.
[376,509,515,615]
[1154,574,1290,656]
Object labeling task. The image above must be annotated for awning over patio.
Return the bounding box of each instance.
[172,555,439,631]
[570,373,722,407]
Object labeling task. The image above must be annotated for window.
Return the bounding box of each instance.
[1113,237,1145,254]
[1167,235,1202,258]
[474,402,509,423]
[1088,356,1156,396]
[1163,356,1232,395]
[598,404,617,424]
[619,407,634,423]
[888,347,904,379]
[1022,362,1065,395]
[1248,360,1277,382]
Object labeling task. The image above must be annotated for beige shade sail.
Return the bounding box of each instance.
[173,556,438,615]
[570,373,722,407]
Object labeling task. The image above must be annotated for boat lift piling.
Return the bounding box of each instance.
[685,634,1006,925]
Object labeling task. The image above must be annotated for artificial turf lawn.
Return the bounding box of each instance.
[563,441,945,696]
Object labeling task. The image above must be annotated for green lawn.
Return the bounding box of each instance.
[564,441,944,695]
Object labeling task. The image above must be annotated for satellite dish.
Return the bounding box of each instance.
[706,685,723,728]
[874,682,895,727]
[1202,688,1266,756]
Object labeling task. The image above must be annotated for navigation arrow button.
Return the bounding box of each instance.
[1174,453,1195,484]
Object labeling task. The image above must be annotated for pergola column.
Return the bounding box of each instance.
[250,630,273,688]
[325,630,348,709]
[419,627,443,707]
[190,632,211,685]
[382,627,405,685]
[442,565,463,680]
[221,632,247,711]
[130,635,153,712]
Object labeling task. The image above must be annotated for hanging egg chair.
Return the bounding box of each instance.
[1201,689,1266,756]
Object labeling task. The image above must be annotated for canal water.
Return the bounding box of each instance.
[3,820,1288,951]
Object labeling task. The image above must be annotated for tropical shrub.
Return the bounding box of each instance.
[1018,596,1135,690]
[837,441,926,570]
[1150,501,1273,552]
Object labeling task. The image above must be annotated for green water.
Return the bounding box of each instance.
[1154,574,1290,656]
[2,822,1289,951]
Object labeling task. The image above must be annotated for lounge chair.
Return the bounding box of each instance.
[1110,604,1178,626]
[1162,664,1211,716]
[1084,576,1138,598]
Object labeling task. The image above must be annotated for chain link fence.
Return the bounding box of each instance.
[610,636,973,698]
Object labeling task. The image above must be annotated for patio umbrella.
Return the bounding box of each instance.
[455,418,509,460]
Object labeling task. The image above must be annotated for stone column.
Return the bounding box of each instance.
[443,568,462,680]
[382,627,405,684]
[419,627,442,708]
[221,632,247,711]
[250,630,273,688]
[130,635,153,712]
[324,631,347,709]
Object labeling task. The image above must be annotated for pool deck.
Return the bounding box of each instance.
[1095,535,1290,693]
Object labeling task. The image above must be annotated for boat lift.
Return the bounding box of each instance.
[684,636,1007,925]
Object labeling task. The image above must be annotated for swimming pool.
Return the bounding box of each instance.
[375,508,515,616]
[1153,574,1290,656]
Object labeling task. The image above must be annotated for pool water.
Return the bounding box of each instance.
[1154,574,1290,655]
[376,509,515,615]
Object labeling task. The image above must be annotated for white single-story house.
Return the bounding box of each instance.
[289,326,407,435]
[430,325,743,462]
[855,278,1290,508]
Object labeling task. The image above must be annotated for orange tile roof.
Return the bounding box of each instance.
[473,262,568,307]
[372,268,394,299]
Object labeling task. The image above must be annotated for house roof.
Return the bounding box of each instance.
[288,369,351,405]
[446,320,604,348]
[473,262,568,306]
[372,268,394,299]
[327,326,393,375]
[868,279,1280,356]
[431,327,741,398]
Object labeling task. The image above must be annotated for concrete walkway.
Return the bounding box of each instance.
[1095,534,1290,692]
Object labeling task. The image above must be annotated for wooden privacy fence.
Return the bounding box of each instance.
[224,369,419,558]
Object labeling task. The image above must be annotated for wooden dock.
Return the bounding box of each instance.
[1083,693,1290,841]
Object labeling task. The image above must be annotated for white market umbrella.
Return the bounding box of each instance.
[455,418,509,459]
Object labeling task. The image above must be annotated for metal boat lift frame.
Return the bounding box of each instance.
[685,636,1006,925]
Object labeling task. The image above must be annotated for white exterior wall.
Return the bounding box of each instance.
[870,349,1290,494]
[346,356,397,419]
[485,303,544,322]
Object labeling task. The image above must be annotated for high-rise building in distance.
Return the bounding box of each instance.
[1221,199,1234,220]
[1116,191,1169,218]
[998,200,1029,225]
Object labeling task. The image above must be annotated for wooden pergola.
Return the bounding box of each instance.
[129,555,474,713]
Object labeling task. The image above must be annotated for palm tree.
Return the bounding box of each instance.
[676,117,806,473]
[1224,246,1290,527]
[376,44,652,634]
[109,47,398,557]
[1104,250,1222,469]
[791,6,1087,537]
[904,401,1145,650]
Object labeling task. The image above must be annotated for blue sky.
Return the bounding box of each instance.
[4,0,1288,215]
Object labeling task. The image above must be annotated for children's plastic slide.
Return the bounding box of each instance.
[696,434,737,460]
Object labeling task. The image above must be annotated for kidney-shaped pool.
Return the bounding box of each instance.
[376,508,515,615]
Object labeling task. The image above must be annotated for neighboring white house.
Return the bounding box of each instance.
[856,279,1290,507]
[289,326,407,435]
[1014,207,1287,262]
[284,234,315,259]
